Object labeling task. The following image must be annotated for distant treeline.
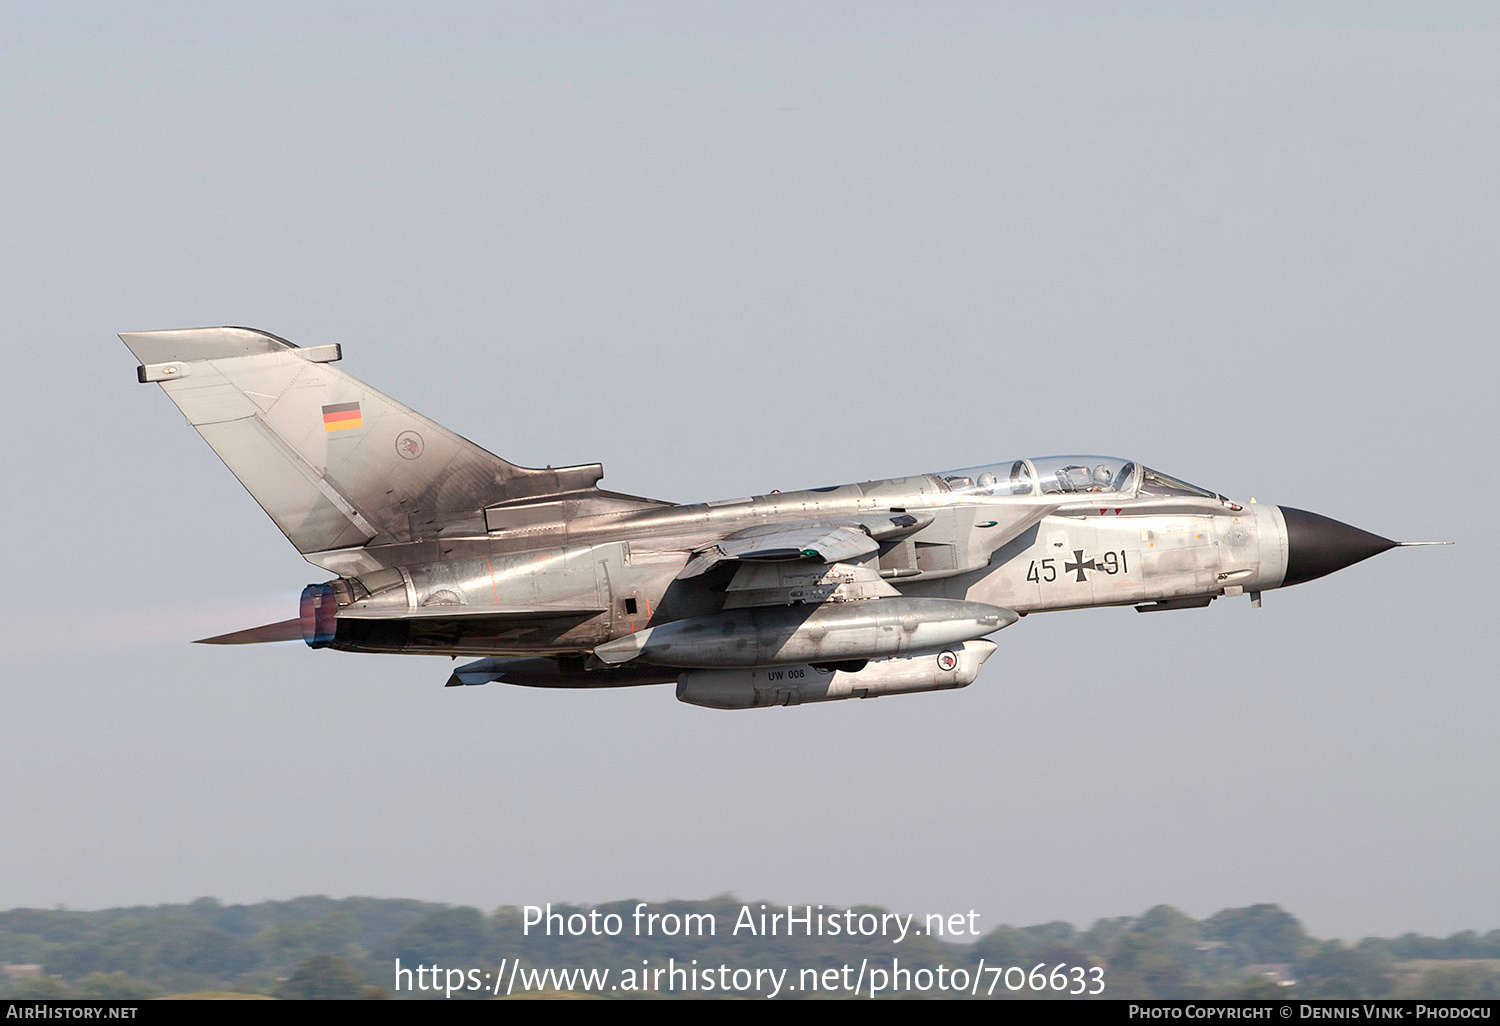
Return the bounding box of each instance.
[1,896,1497,999]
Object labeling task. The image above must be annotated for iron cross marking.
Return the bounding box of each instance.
[1065,549,1096,582]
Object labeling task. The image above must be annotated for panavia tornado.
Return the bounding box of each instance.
[123,327,1447,710]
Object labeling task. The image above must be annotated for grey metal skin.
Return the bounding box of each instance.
[124,327,1444,708]
[676,641,999,710]
[592,599,1016,668]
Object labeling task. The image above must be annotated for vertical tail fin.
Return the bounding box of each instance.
[122,326,605,559]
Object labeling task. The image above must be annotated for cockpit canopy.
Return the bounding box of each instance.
[936,456,1220,502]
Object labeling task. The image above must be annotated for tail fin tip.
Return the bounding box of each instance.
[119,326,297,366]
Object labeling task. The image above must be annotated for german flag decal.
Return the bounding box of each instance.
[322,402,363,431]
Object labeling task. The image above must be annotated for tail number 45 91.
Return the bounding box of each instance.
[1026,550,1128,584]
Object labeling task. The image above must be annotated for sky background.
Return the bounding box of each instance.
[1,2,1495,943]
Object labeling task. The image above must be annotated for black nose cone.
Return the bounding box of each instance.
[1279,506,1398,587]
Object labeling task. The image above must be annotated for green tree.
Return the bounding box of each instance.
[278,953,369,1000]
[1138,905,1199,944]
[1204,905,1308,964]
[1081,916,1134,959]
[387,907,489,965]
[1297,940,1392,998]
[970,927,1029,965]
[1109,932,1187,997]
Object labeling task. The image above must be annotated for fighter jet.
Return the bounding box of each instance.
[123,326,1447,710]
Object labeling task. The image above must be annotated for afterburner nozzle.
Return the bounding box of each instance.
[299,583,338,647]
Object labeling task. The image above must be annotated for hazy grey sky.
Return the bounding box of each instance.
[1,3,1494,943]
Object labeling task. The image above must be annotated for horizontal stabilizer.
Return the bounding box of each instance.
[195,618,304,645]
